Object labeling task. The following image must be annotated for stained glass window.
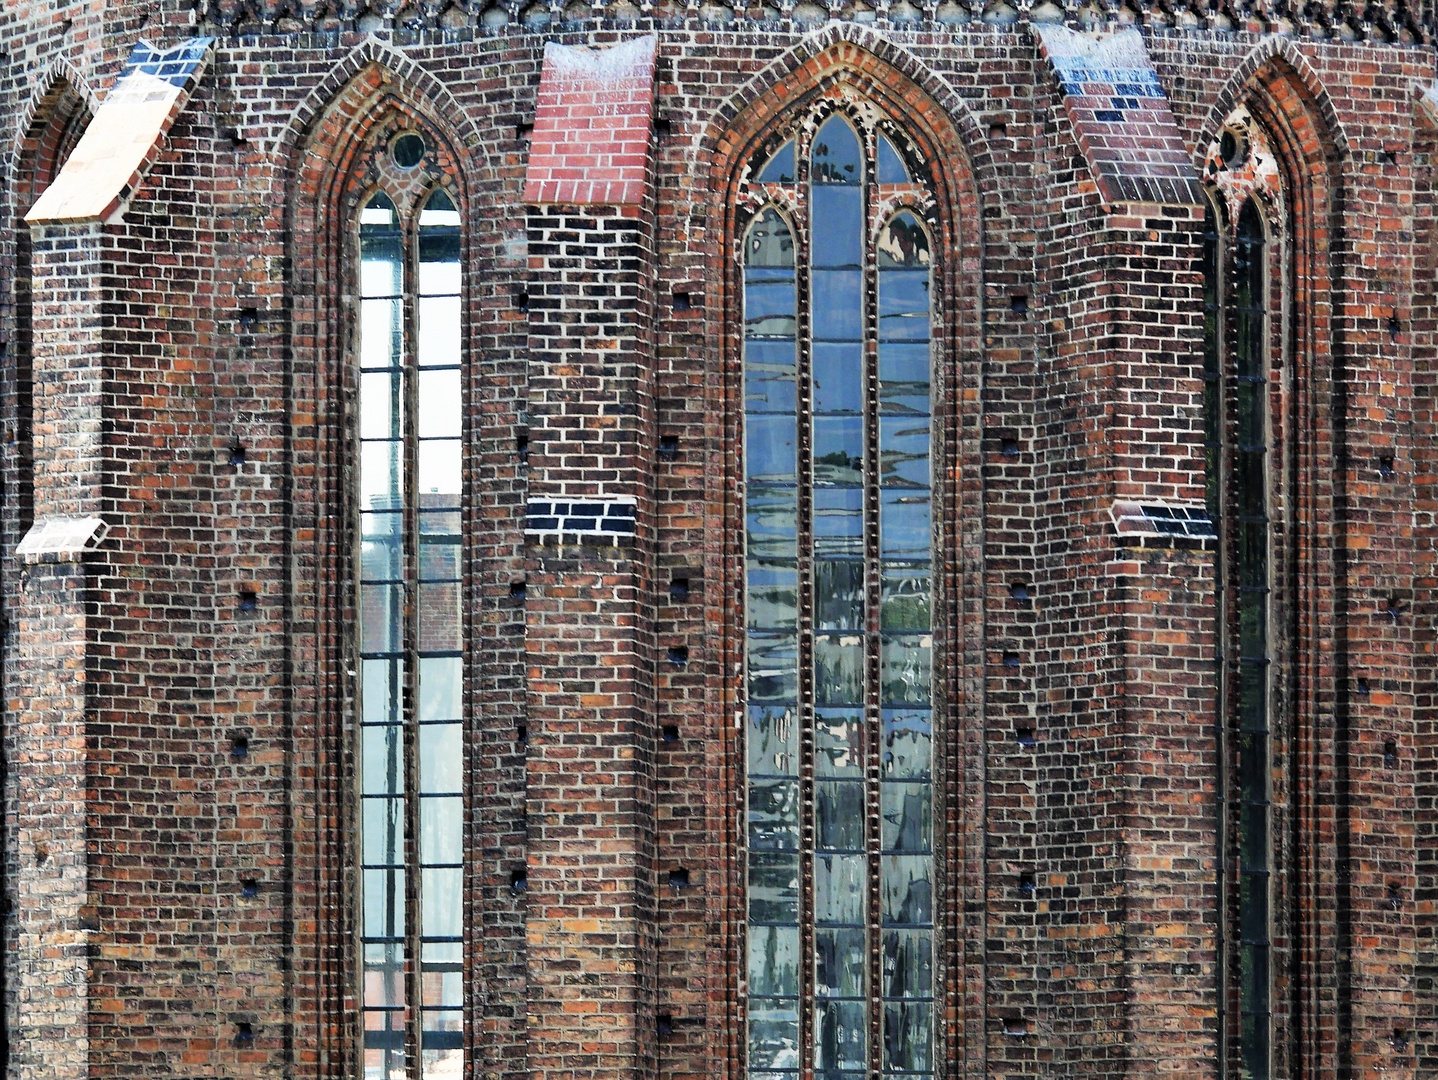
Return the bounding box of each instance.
[358,186,465,1080]
[744,112,935,1080]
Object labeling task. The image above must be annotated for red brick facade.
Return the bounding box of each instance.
[0,5,1436,1080]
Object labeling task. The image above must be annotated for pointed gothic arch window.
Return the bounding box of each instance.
[742,109,936,1080]
[357,181,466,1080]
[1203,193,1276,1080]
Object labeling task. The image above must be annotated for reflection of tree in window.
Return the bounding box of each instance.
[357,186,465,1080]
[743,111,934,1080]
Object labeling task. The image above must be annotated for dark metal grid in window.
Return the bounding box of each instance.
[743,110,934,1080]
[357,186,465,1080]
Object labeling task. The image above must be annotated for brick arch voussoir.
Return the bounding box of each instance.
[1199,39,1350,178]
[9,60,97,197]
[703,25,991,199]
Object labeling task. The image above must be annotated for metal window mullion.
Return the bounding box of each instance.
[795,208,816,1080]
[402,219,425,1080]
[863,172,883,1080]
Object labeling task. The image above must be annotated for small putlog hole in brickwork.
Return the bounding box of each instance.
[1018,872,1036,899]
[1001,435,1020,457]
[1387,882,1404,910]
[227,441,247,467]
[225,126,248,149]
[1009,294,1029,315]
[516,121,534,143]
[668,868,690,891]
[241,878,259,898]
[235,1022,254,1046]
[230,733,250,759]
[667,645,689,666]
[510,580,527,599]
[515,722,528,747]
[1392,1028,1410,1052]
[669,576,690,600]
[1016,726,1038,748]
[1388,311,1402,341]
[238,589,259,612]
[652,115,672,138]
[1002,651,1021,668]
[657,1013,675,1037]
[1379,454,1395,478]
[672,290,692,312]
[34,842,49,867]
[1355,677,1370,696]
[391,132,426,169]
[1384,739,1399,768]
[514,288,529,312]
[510,869,528,894]
[1003,1016,1031,1038]
[237,306,260,330]
[1009,581,1030,601]
[989,121,1008,139]
[516,433,529,463]
[658,435,679,461]
[661,724,680,744]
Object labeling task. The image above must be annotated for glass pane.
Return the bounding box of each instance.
[364,723,404,796]
[419,538,460,584]
[749,924,801,997]
[882,1000,933,1071]
[813,343,864,414]
[881,491,932,559]
[880,782,931,853]
[418,295,461,367]
[812,270,863,340]
[749,414,798,483]
[364,868,406,938]
[877,212,931,268]
[418,368,462,437]
[363,658,404,724]
[749,778,801,850]
[879,417,931,487]
[882,929,933,998]
[363,797,405,866]
[749,560,799,631]
[883,710,932,779]
[421,1046,463,1080]
[814,634,864,706]
[811,116,862,185]
[881,634,932,706]
[419,656,462,721]
[418,255,461,299]
[812,186,863,268]
[747,485,799,561]
[746,280,797,338]
[361,441,404,509]
[361,371,401,438]
[362,534,403,583]
[881,855,932,926]
[748,633,798,702]
[813,488,863,558]
[815,558,864,631]
[815,780,866,852]
[748,1003,801,1070]
[418,582,462,652]
[361,584,405,654]
[880,565,930,631]
[877,135,912,184]
[420,796,463,864]
[420,724,463,794]
[815,926,867,998]
[418,439,462,500]
[745,208,795,268]
[746,339,798,413]
[748,704,799,779]
[878,269,931,340]
[421,866,463,938]
[814,998,867,1070]
[814,709,864,777]
[748,851,800,924]
[361,298,402,369]
[758,140,796,183]
[813,415,863,486]
[814,853,866,925]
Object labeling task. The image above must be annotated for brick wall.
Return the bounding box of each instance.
[1,17,1435,1080]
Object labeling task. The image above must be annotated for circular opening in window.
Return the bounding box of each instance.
[1219,128,1248,170]
[392,133,426,169]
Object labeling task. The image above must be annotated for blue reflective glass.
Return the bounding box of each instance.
[877,135,911,184]
[878,271,931,341]
[746,280,797,338]
[880,491,931,558]
[814,415,864,487]
[813,343,864,414]
[759,141,796,183]
[812,117,862,185]
[812,187,864,268]
[812,271,863,341]
[748,414,798,483]
[746,340,798,413]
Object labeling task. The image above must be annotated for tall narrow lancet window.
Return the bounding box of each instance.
[358,185,465,1080]
[1231,198,1271,1080]
[743,110,935,1080]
